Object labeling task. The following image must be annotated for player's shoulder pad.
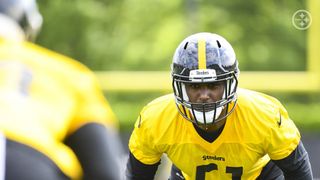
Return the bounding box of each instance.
[24,41,93,74]
[237,88,288,124]
[135,94,176,128]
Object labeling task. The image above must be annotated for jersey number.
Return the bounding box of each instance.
[196,163,243,180]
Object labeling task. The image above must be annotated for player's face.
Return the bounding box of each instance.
[185,82,224,105]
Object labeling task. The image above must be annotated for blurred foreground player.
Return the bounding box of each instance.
[0,0,123,179]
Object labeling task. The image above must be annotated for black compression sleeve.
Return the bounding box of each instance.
[64,123,123,180]
[126,152,160,180]
[272,141,313,180]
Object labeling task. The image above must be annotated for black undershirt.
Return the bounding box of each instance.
[192,122,226,143]
[5,139,70,180]
[65,123,123,180]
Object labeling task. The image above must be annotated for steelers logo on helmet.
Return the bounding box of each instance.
[171,32,239,129]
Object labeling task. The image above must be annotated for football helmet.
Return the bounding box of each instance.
[0,0,43,41]
[171,32,239,129]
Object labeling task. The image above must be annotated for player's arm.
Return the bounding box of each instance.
[64,123,122,180]
[126,152,160,180]
[272,141,313,180]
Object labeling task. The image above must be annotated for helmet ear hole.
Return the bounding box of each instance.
[216,40,221,48]
[183,42,189,49]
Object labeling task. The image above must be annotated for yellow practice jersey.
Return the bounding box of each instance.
[129,88,300,180]
[0,39,117,179]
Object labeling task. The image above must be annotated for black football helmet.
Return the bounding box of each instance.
[0,0,42,41]
[171,32,239,129]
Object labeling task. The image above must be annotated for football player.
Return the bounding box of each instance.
[126,32,313,179]
[0,0,123,179]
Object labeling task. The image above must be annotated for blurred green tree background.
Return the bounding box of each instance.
[36,0,319,131]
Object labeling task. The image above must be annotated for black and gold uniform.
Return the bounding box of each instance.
[126,32,312,180]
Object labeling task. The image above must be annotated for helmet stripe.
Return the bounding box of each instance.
[198,39,206,69]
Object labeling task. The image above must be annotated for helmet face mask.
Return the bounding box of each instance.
[171,32,239,130]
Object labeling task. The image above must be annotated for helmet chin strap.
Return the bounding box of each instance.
[193,106,224,124]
